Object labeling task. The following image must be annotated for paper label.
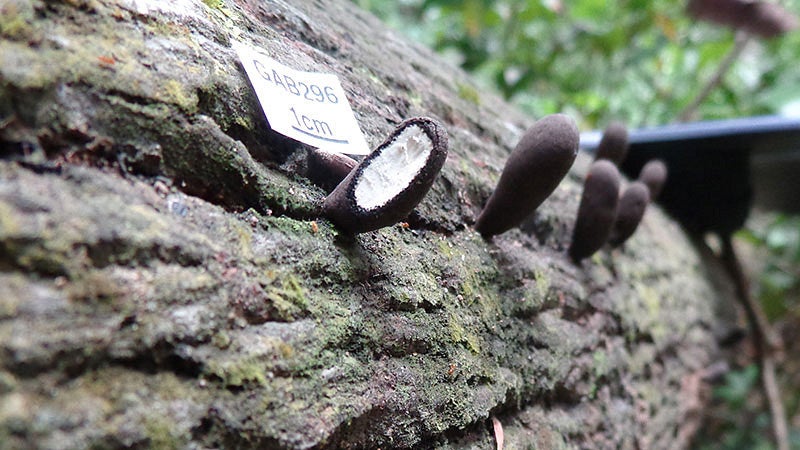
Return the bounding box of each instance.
[235,42,370,155]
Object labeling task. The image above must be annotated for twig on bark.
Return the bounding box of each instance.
[719,236,788,450]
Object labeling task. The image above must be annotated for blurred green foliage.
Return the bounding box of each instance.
[355,0,800,129]
[740,215,800,320]
[695,360,800,450]
[695,365,775,450]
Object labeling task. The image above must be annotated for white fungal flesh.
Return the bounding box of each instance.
[354,125,432,210]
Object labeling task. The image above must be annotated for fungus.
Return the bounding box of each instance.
[638,159,667,201]
[568,160,621,262]
[609,181,650,247]
[475,114,579,238]
[687,0,798,38]
[748,2,799,38]
[322,117,448,234]
[594,121,629,166]
[306,148,358,193]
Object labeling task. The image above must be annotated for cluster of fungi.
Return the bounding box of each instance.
[568,123,666,262]
[306,113,667,265]
[297,0,800,264]
[474,116,666,263]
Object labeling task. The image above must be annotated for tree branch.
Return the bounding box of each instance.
[719,236,788,450]
[678,32,751,122]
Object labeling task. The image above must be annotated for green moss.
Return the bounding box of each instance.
[202,0,224,8]
[590,252,603,265]
[206,358,267,387]
[144,418,181,450]
[211,331,231,349]
[592,349,608,378]
[265,273,308,316]
[0,202,21,236]
[437,239,455,258]
[0,2,33,40]
[0,14,29,40]
[407,90,423,109]
[264,216,316,234]
[233,115,253,130]
[448,312,481,353]
[277,341,294,358]
[159,79,198,113]
[455,260,502,321]
[101,92,174,120]
[615,282,672,348]
[456,83,480,105]
[232,222,254,260]
[0,371,17,394]
[256,172,322,214]
[8,241,72,276]
[533,269,551,300]
[638,284,660,318]
[384,271,444,310]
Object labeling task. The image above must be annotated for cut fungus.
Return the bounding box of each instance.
[568,160,621,262]
[594,121,629,166]
[609,181,650,247]
[322,117,448,234]
[638,159,667,201]
[475,114,579,238]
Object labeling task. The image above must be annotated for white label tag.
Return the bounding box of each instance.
[235,42,370,155]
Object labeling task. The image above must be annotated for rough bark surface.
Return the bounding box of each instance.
[0,0,736,449]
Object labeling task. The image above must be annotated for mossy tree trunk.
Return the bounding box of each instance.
[1,0,736,448]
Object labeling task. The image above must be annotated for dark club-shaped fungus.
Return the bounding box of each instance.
[609,181,650,247]
[568,160,621,262]
[475,114,579,238]
[638,159,667,201]
[594,121,629,166]
[306,148,358,193]
[322,117,448,234]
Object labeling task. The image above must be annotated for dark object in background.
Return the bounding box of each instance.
[476,114,579,238]
[581,115,800,236]
[569,160,620,262]
[687,0,798,38]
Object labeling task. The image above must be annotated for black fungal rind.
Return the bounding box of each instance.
[475,113,579,238]
[568,160,621,262]
[609,181,650,247]
[306,148,358,193]
[321,117,448,234]
[594,121,629,166]
[638,159,668,201]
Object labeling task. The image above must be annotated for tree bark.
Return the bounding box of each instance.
[0,0,737,448]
